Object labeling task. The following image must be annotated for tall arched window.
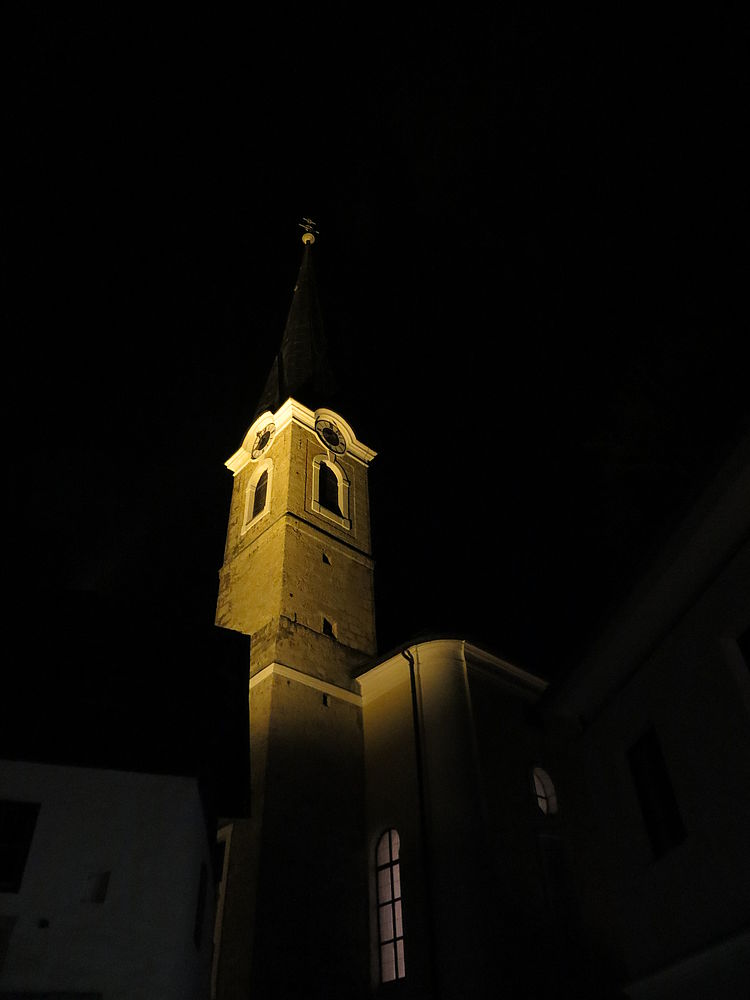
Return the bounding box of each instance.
[252,469,268,519]
[311,455,350,529]
[319,462,342,516]
[376,829,405,982]
[242,461,273,532]
[532,767,558,815]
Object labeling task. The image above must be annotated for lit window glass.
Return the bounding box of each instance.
[532,767,558,815]
[376,829,405,982]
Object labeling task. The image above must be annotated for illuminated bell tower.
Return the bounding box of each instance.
[213,224,374,999]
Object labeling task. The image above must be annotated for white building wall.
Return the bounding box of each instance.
[359,639,549,999]
[0,761,214,1000]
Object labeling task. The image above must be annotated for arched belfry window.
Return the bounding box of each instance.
[311,455,350,529]
[532,767,558,816]
[319,462,341,516]
[252,470,268,519]
[242,461,272,532]
[376,829,405,983]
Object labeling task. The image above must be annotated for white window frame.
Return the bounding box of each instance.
[311,454,351,530]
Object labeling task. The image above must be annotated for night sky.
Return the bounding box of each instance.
[5,11,748,806]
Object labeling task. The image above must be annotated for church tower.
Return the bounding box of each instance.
[215,227,377,686]
[213,225,375,999]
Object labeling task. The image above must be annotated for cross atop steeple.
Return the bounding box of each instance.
[298,216,319,244]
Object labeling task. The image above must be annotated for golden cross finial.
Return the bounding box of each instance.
[299,217,319,245]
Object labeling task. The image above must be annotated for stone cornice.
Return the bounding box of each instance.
[249,662,362,706]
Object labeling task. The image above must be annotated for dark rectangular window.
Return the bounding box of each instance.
[193,862,208,949]
[737,625,750,671]
[627,727,685,859]
[0,914,18,973]
[0,800,41,892]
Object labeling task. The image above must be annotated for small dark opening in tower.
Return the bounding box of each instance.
[83,870,110,903]
[252,470,268,519]
[323,617,335,638]
[322,552,331,565]
[319,463,342,516]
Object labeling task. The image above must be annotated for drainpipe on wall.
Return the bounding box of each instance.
[402,646,440,999]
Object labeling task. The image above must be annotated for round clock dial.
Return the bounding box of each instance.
[251,423,275,459]
[316,419,346,454]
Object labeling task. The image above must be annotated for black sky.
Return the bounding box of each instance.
[4,11,748,799]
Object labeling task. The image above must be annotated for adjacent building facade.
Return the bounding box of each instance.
[0,761,215,1000]
[541,439,750,998]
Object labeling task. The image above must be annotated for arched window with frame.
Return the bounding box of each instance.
[532,766,558,816]
[243,461,273,532]
[376,828,405,983]
[319,461,342,516]
[311,455,351,529]
[252,469,268,519]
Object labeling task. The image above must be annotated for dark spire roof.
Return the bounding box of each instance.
[253,239,335,420]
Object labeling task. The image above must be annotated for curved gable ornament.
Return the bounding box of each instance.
[226,402,376,476]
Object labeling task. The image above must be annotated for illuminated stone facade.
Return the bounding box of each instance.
[216,398,376,687]
[213,393,377,998]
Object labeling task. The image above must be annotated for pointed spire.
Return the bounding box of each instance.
[253,221,335,420]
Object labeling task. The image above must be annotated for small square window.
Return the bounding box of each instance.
[83,870,110,903]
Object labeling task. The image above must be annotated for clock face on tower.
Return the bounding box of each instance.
[251,423,275,460]
[316,418,346,454]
